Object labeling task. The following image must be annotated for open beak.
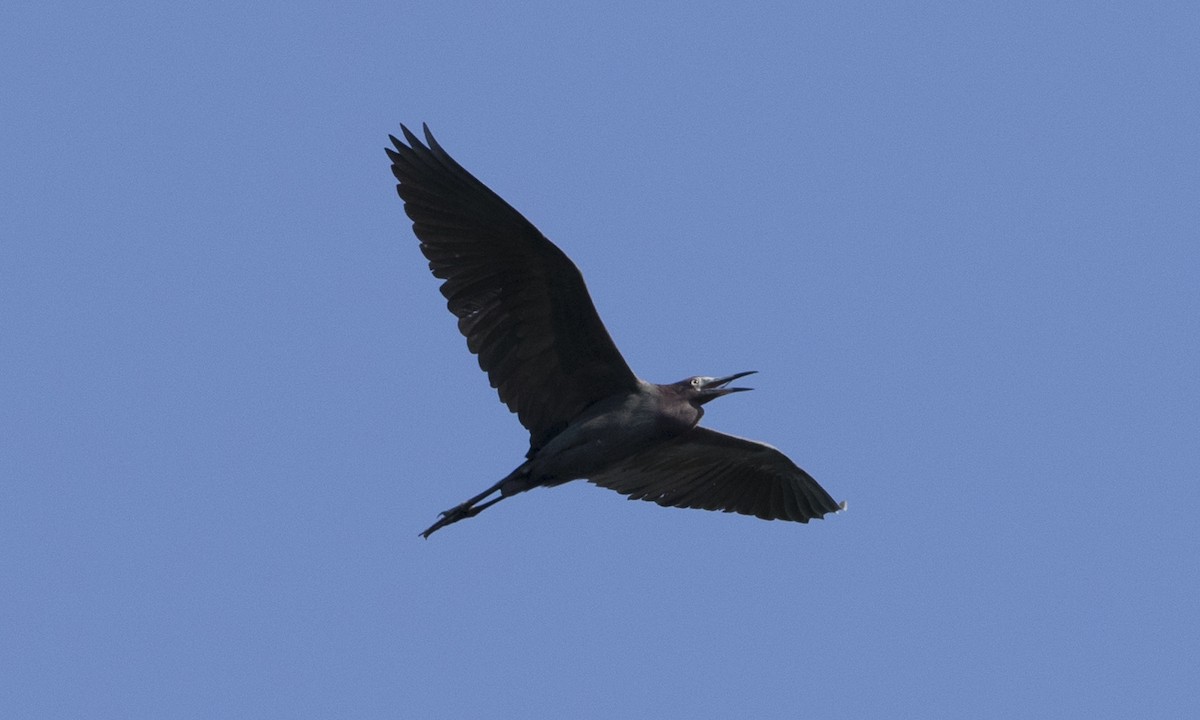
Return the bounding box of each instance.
[698,370,757,404]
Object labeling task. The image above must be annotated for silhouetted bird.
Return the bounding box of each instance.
[387,125,844,538]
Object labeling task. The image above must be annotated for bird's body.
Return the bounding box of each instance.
[527,382,688,483]
[387,124,843,537]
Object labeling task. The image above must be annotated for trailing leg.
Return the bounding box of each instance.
[419,465,532,538]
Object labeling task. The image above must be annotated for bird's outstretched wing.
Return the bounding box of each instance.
[588,427,843,522]
[388,124,640,453]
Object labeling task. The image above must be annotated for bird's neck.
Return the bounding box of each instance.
[657,395,703,433]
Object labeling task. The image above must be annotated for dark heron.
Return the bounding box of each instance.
[387,124,844,538]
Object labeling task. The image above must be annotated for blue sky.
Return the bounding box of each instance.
[3,1,1198,717]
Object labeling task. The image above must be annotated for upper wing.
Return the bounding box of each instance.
[388,124,640,452]
[589,427,843,522]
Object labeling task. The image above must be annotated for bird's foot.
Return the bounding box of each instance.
[419,502,480,539]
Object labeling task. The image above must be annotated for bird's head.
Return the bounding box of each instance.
[675,371,757,406]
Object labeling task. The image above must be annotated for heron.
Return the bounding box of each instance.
[387,125,843,538]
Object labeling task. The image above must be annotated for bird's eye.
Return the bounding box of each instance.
[691,378,702,388]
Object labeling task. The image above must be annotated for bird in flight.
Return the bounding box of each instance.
[387,125,844,538]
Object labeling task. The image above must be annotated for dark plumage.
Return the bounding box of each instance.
[387,124,843,537]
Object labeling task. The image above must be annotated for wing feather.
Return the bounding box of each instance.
[389,125,640,451]
[589,427,842,523]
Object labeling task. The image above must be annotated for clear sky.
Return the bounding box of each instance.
[3,1,1198,718]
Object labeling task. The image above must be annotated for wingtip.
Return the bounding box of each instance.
[400,122,423,148]
[390,122,440,153]
[422,123,444,153]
